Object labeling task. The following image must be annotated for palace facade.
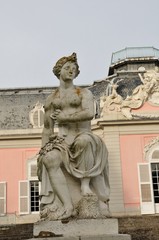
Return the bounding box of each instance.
[1,47,159,224]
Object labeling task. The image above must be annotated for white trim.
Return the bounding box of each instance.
[155,203,159,213]
[27,155,40,214]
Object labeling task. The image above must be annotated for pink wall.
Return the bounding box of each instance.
[132,102,159,113]
[0,148,39,214]
[120,134,159,208]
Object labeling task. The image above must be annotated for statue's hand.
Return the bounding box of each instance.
[50,110,67,123]
[50,109,61,120]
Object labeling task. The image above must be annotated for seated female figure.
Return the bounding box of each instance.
[37,53,110,220]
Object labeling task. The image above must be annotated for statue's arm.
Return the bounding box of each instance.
[54,89,94,123]
[41,96,54,147]
[71,89,94,121]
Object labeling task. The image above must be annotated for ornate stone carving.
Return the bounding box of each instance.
[100,67,159,120]
[146,67,159,106]
[144,137,159,161]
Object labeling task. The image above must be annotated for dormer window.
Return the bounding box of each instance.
[29,101,44,128]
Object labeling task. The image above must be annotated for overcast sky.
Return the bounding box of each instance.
[0,0,159,89]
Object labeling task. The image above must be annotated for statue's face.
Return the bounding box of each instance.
[60,61,77,81]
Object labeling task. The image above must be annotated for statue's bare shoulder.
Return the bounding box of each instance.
[44,90,58,110]
[76,87,93,100]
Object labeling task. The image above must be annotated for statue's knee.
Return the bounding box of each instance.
[75,135,91,148]
[43,150,61,169]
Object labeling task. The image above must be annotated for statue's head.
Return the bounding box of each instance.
[53,52,80,79]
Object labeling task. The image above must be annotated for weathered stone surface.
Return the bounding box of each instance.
[76,195,110,219]
[76,195,101,219]
[29,237,78,240]
[34,219,118,237]
[29,235,131,240]
[81,235,131,240]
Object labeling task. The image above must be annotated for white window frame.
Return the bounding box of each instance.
[19,155,41,215]
[27,155,40,214]
[0,182,7,216]
[139,137,159,214]
[151,162,159,213]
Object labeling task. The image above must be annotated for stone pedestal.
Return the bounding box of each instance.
[76,195,110,218]
[31,218,131,240]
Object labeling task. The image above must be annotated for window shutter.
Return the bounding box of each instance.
[138,163,155,214]
[30,164,37,178]
[19,181,30,214]
[0,182,6,215]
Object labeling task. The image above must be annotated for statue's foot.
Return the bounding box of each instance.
[58,207,76,220]
[40,207,50,219]
[81,185,95,196]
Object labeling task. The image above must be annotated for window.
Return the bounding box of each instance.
[30,181,39,212]
[151,163,159,204]
[29,101,44,128]
[19,155,40,215]
[27,156,40,213]
[140,137,159,214]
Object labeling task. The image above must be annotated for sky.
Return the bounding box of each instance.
[0,0,159,89]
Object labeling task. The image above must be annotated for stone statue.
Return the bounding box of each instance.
[37,53,110,220]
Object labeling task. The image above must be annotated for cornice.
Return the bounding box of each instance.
[0,129,42,140]
[97,119,159,127]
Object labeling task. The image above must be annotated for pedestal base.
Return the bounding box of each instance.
[29,235,131,240]
[32,219,131,239]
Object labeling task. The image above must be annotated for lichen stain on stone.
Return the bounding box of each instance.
[75,87,81,95]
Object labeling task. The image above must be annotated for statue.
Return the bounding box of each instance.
[37,53,110,220]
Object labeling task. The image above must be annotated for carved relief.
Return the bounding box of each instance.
[146,67,159,106]
[100,84,123,118]
[100,67,159,120]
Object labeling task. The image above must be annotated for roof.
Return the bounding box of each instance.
[111,47,159,65]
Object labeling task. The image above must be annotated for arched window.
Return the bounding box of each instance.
[138,137,159,214]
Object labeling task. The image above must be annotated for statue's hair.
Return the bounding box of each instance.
[53,52,80,79]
